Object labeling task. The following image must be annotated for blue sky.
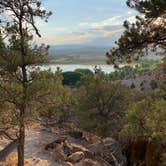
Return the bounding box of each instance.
[36,0,138,46]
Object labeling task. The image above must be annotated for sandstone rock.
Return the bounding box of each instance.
[70,143,88,153]
[67,151,85,163]
[52,143,67,162]
[53,151,66,163]
[63,161,74,166]
[1,154,49,166]
[82,132,101,144]
[69,143,93,158]
[88,138,127,166]
[45,136,67,150]
[75,159,100,166]
[63,143,92,159]
[64,143,89,154]
[25,158,48,166]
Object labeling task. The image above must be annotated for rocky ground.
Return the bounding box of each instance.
[0,125,126,166]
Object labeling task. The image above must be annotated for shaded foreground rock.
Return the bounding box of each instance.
[67,151,85,163]
[45,131,127,166]
[88,138,127,166]
[0,128,127,166]
[75,159,101,166]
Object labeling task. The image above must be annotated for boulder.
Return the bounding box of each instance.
[52,143,67,162]
[69,143,88,153]
[45,136,67,150]
[64,143,92,158]
[67,151,85,163]
[52,151,66,163]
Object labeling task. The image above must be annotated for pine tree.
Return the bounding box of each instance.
[106,0,166,66]
[0,1,51,165]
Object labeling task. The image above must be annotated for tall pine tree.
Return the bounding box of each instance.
[0,1,51,165]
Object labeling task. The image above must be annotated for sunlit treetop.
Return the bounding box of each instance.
[127,0,166,18]
[107,0,166,66]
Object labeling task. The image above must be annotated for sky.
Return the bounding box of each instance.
[36,0,138,46]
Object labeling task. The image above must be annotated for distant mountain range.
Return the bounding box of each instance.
[49,44,110,57]
[48,45,110,64]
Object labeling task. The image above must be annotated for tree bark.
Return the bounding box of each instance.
[17,7,27,164]
[17,123,25,166]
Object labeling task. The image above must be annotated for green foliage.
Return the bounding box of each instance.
[62,69,94,87]
[29,68,77,122]
[127,0,166,18]
[106,60,159,81]
[74,68,94,87]
[76,72,133,137]
[0,3,52,161]
[121,99,166,141]
[63,71,82,87]
[107,0,166,66]
[74,68,93,76]
[150,80,158,90]
[160,153,166,166]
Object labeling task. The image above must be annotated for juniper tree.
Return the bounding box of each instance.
[77,72,132,137]
[0,0,51,165]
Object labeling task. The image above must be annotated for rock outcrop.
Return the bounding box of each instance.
[0,127,127,166]
[45,130,127,166]
[88,137,127,166]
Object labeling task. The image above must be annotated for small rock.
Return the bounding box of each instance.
[63,162,74,166]
[52,143,67,162]
[66,143,92,158]
[53,151,66,162]
[75,159,100,166]
[45,136,67,150]
[67,151,85,163]
[70,143,89,153]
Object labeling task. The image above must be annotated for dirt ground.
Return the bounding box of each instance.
[0,128,60,166]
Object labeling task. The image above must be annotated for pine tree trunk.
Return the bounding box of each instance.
[17,122,25,166]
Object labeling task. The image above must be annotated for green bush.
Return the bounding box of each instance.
[76,73,133,137]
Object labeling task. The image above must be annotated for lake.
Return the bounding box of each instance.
[39,64,115,73]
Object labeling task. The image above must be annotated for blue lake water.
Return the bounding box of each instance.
[39,64,115,73]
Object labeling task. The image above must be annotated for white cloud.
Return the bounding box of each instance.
[127,11,132,15]
[36,26,123,45]
[36,14,136,45]
[37,31,93,45]
[91,28,123,37]
[79,16,122,28]
[79,22,89,27]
